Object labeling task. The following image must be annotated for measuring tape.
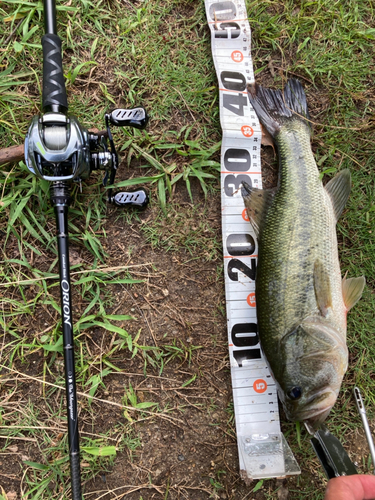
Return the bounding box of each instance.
[204,0,300,480]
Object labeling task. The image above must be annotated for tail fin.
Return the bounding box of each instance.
[248,79,310,137]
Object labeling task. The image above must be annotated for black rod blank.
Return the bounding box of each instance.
[43,0,57,35]
[51,182,82,499]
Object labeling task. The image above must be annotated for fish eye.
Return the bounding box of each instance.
[287,386,303,400]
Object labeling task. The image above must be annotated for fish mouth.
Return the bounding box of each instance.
[303,407,334,433]
[286,388,337,430]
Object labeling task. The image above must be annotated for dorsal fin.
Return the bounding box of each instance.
[325,169,351,222]
[241,182,275,237]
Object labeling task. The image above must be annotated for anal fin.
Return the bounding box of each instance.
[342,275,365,311]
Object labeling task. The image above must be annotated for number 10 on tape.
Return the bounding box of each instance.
[204,0,300,481]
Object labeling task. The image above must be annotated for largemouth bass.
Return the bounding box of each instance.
[242,79,365,430]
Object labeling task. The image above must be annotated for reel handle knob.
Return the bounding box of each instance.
[106,107,148,129]
[109,188,149,208]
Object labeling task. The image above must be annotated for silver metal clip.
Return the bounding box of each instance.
[354,386,375,474]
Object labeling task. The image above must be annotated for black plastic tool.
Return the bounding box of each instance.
[310,425,357,479]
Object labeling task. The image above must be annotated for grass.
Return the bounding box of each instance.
[139,202,221,260]
[0,0,375,498]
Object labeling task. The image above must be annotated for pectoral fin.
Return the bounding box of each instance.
[342,275,366,311]
[241,182,275,237]
[314,260,332,317]
[325,169,351,222]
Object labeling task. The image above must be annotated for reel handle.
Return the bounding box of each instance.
[109,188,149,208]
[106,107,148,129]
[103,108,150,209]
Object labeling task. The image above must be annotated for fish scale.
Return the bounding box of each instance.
[259,126,331,330]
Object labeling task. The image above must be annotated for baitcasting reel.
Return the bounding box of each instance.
[24,106,149,208]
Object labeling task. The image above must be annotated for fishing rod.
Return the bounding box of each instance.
[24,1,149,497]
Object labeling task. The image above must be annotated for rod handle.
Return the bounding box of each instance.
[42,33,68,113]
[70,452,83,500]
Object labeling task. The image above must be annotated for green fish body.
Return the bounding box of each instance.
[242,79,365,430]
